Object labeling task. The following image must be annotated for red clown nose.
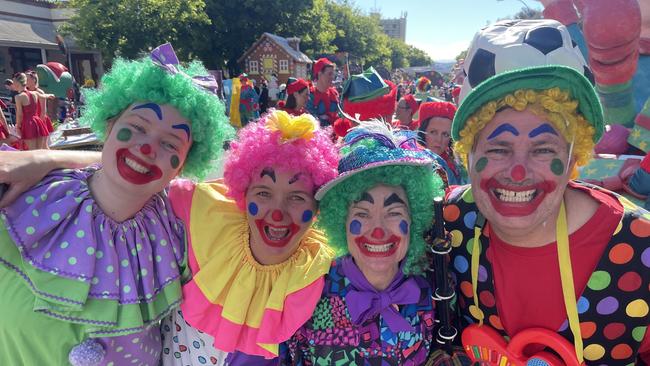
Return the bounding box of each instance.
[140,144,152,155]
[271,210,284,222]
[511,164,526,182]
[371,227,385,239]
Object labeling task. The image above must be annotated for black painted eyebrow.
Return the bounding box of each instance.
[384,193,406,207]
[260,167,276,182]
[356,192,374,204]
[288,173,302,185]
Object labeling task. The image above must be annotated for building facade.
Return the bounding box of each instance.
[238,33,312,85]
[0,0,103,88]
[373,11,407,42]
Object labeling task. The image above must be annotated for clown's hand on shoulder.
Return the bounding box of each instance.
[0,149,101,208]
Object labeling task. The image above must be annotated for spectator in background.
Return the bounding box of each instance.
[333,67,397,138]
[25,71,54,133]
[277,77,310,116]
[13,72,50,150]
[395,94,419,130]
[4,79,18,103]
[307,58,339,127]
[0,98,18,146]
[258,80,269,114]
[417,101,467,185]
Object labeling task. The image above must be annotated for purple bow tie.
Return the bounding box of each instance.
[342,256,421,333]
[150,43,219,96]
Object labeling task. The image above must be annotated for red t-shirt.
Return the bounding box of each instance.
[487,182,650,361]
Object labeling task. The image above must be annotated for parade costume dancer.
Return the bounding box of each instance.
[160,110,339,364]
[278,77,310,117]
[285,121,446,365]
[307,58,339,127]
[447,21,650,364]
[0,43,231,366]
[13,72,50,150]
[333,67,397,138]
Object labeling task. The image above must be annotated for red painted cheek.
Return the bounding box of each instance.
[140,144,152,155]
[371,227,385,239]
[511,164,526,182]
[271,210,284,222]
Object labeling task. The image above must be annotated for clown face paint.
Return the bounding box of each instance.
[474,157,488,173]
[245,167,317,265]
[116,128,132,142]
[101,102,192,198]
[346,184,411,279]
[469,107,572,237]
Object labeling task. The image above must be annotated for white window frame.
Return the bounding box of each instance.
[249,60,259,74]
[279,59,289,74]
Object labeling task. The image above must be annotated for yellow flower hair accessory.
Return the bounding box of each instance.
[266,110,318,142]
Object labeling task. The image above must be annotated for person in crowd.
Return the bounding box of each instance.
[277,77,310,116]
[395,94,419,130]
[26,71,55,133]
[239,74,260,127]
[0,43,232,366]
[451,86,461,105]
[307,58,339,127]
[417,101,467,185]
[12,72,50,150]
[0,96,17,146]
[159,110,338,365]
[259,80,270,114]
[446,58,650,366]
[285,120,446,365]
[333,67,397,138]
[0,102,338,366]
[3,79,17,101]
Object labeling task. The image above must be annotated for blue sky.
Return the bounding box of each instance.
[353,0,543,61]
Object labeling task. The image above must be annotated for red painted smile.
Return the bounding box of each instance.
[480,177,557,216]
[254,219,300,248]
[116,148,162,185]
[354,234,401,258]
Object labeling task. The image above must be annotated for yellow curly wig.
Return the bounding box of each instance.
[455,87,595,177]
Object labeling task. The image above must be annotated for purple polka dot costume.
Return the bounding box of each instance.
[0,167,188,366]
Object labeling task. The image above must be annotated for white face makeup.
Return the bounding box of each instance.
[346,184,411,276]
[469,107,572,236]
[101,102,192,197]
[245,167,317,264]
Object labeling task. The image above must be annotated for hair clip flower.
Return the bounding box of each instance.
[265,110,318,142]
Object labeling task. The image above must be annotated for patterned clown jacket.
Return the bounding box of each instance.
[445,182,650,365]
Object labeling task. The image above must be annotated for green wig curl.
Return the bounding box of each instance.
[80,57,234,180]
[317,164,443,275]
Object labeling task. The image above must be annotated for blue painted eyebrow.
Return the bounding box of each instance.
[172,124,191,141]
[487,123,520,140]
[528,123,558,138]
[132,103,162,120]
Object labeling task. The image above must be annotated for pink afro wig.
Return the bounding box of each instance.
[223,114,340,211]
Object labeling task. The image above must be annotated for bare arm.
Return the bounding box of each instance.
[14,95,23,134]
[0,108,8,131]
[0,149,101,207]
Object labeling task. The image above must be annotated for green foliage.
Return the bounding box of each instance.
[64,0,434,73]
[275,0,337,56]
[63,0,211,67]
[455,49,468,62]
[405,44,432,67]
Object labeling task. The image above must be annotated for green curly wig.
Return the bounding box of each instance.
[80,57,234,179]
[317,164,444,275]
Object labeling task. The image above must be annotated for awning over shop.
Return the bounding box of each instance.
[0,14,62,48]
